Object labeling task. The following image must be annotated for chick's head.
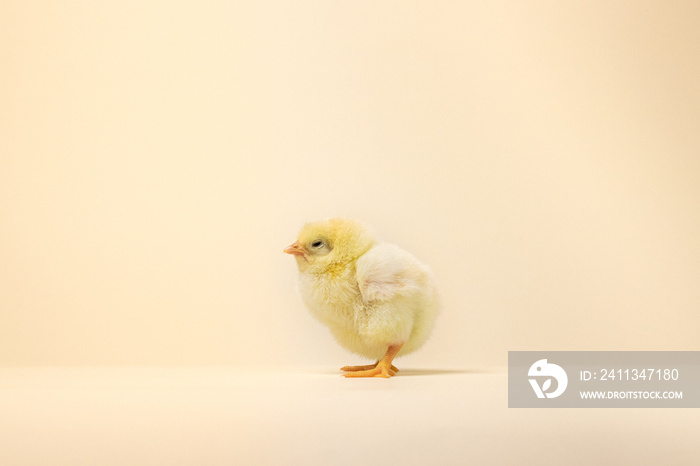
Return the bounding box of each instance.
[284,218,375,273]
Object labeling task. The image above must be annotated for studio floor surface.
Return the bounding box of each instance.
[0,367,697,465]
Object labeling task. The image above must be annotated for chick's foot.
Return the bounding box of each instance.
[342,343,403,378]
[343,362,396,378]
[340,363,399,372]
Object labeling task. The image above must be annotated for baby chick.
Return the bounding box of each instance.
[284,218,439,378]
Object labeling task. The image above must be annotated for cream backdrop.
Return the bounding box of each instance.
[2,1,699,368]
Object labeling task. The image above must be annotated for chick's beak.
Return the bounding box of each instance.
[283,241,306,257]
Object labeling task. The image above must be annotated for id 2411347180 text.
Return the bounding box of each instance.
[581,368,679,382]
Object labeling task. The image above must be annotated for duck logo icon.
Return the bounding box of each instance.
[528,359,568,399]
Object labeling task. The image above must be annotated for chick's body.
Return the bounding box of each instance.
[284,218,439,377]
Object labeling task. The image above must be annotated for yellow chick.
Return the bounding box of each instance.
[284,218,439,378]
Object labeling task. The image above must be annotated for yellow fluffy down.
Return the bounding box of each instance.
[291,218,439,361]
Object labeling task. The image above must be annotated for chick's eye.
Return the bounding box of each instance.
[311,240,324,248]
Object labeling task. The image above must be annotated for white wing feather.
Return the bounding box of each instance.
[355,243,423,304]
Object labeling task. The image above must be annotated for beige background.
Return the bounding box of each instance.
[2,1,699,369]
[2,2,700,466]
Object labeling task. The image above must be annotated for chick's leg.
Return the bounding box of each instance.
[343,343,403,378]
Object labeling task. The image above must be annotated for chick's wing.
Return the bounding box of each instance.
[355,243,424,304]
